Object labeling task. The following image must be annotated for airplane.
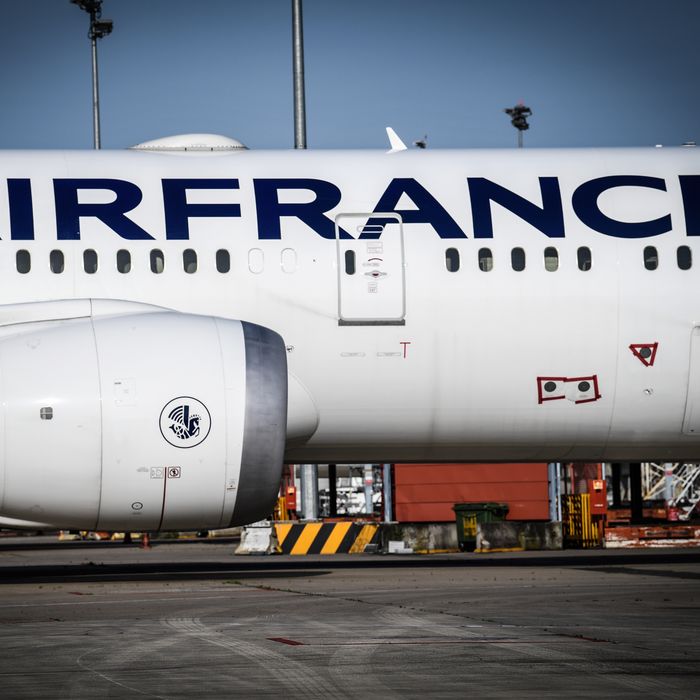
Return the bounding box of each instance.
[0,130,698,533]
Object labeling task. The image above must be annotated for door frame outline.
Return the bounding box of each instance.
[334,211,406,325]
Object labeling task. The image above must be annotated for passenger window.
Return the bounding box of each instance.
[281,248,297,274]
[511,247,526,272]
[445,248,460,272]
[150,249,164,274]
[16,249,30,274]
[216,249,230,273]
[677,245,692,270]
[183,249,197,274]
[50,250,64,274]
[544,247,558,272]
[344,250,356,275]
[577,246,592,271]
[478,247,493,272]
[117,249,131,273]
[83,249,98,274]
[248,248,264,274]
[644,246,658,271]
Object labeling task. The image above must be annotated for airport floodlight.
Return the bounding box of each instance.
[91,19,113,40]
[71,0,113,149]
[504,103,532,148]
[71,0,102,12]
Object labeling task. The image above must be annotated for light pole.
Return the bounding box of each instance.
[71,0,113,149]
[291,0,307,149]
[504,102,532,148]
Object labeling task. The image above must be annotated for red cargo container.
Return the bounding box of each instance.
[393,463,550,522]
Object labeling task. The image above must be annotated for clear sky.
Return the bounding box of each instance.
[0,0,697,150]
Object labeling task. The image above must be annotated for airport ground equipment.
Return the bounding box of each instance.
[561,494,602,548]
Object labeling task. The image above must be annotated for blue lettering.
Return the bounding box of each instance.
[367,178,466,239]
[54,179,153,240]
[679,176,700,235]
[8,179,33,240]
[468,177,564,238]
[162,179,241,240]
[572,176,671,238]
[12,173,688,242]
[254,178,350,239]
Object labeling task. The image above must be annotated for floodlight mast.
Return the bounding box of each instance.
[504,103,532,148]
[292,0,307,149]
[71,0,113,149]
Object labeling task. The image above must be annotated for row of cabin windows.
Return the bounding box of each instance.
[443,245,693,272]
[443,246,592,273]
[14,248,303,275]
[341,247,592,275]
[11,245,694,276]
[15,249,233,275]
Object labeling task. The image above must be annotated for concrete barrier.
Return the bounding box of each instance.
[235,521,565,555]
[477,522,563,552]
[271,522,458,555]
[381,523,459,553]
[274,522,380,554]
[235,521,277,554]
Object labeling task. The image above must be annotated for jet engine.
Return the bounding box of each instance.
[0,300,287,531]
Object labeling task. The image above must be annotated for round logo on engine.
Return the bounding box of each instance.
[159,397,211,449]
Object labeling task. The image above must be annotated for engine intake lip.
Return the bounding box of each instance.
[230,322,288,526]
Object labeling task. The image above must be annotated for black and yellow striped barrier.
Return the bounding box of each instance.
[274,522,380,555]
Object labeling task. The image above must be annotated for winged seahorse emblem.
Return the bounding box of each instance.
[167,404,201,440]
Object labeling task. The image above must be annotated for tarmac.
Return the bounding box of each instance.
[0,536,698,699]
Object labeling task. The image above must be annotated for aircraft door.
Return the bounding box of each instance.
[336,213,406,325]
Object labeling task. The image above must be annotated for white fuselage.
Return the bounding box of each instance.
[1,145,698,462]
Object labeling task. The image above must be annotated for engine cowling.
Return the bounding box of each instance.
[0,302,287,531]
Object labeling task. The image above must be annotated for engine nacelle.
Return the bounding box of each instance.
[0,302,287,531]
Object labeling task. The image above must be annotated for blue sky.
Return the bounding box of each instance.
[0,0,697,150]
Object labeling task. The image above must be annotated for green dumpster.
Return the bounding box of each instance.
[453,502,509,551]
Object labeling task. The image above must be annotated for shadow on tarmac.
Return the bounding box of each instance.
[0,536,239,552]
[0,565,334,585]
[0,541,698,584]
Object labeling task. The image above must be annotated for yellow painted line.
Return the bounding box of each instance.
[290,523,323,555]
[349,524,377,554]
[320,522,352,554]
[274,523,293,546]
[414,548,461,554]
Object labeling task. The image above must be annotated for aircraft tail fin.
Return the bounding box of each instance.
[386,127,408,153]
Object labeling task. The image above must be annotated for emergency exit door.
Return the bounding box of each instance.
[336,213,405,325]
